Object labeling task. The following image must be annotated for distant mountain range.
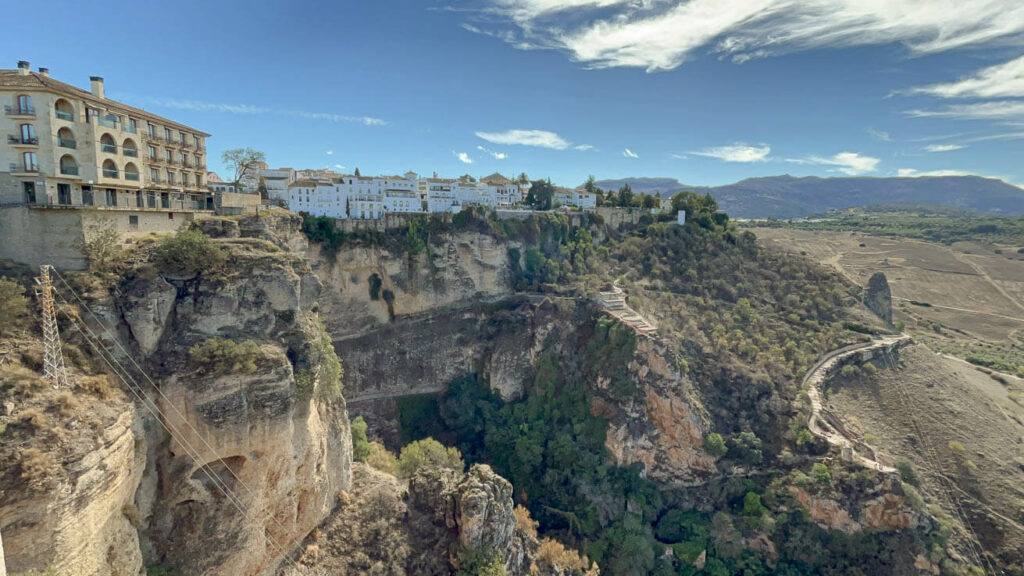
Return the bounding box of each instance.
[590,175,1024,218]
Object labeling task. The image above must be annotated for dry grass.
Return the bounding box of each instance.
[52,391,79,418]
[364,441,398,475]
[0,364,45,399]
[19,446,61,491]
[514,504,538,539]
[76,373,120,400]
[15,407,49,431]
[535,538,598,576]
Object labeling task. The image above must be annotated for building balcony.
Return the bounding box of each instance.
[4,105,35,117]
[125,173,140,181]
[124,148,138,158]
[102,169,119,179]
[166,158,179,166]
[97,118,118,129]
[123,125,136,134]
[58,138,76,149]
[147,155,163,164]
[60,166,79,176]
[54,110,74,121]
[101,143,118,154]
[7,135,38,146]
[9,163,39,173]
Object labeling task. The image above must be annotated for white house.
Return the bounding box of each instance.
[350,193,384,219]
[261,167,296,203]
[555,188,597,209]
[287,179,348,218]
[384,189,422,213]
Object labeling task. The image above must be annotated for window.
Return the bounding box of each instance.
[179,131,186,144]
[22,152,38,171]
[164,127,171,141]
[105,189,117,207]
[168,212,174,220]
[147,123,155,138]
[19,124,36,142]
[150,167,159,181]
[182,173,190,187]
[57,183,71,205]
[148,145,156,157]
[129,215,139,229]
[17,94,32,114]
[193,135,200,148]
[23,182,36,204]
[196,174,203,186]
[82,186,94,206]
[160,193,169,209]
[136,191,143,208]
[165,149,172,162]
[166,170,174,185]
[147,192,156,208]
[126,118,137,133]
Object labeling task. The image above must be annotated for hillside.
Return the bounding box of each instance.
[591,175,1024,218]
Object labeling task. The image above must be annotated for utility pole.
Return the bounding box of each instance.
[34,265,70,389]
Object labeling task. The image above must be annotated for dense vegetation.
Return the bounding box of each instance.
[152,229,226,277]
[756,203,1024,245]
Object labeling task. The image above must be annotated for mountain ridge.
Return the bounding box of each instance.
[590,175,1024,218]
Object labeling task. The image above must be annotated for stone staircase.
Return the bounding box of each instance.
[596,285,657,335]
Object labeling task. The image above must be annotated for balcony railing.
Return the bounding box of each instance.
[55,110,73,121]
[182,161,192,168]
[10,163,38,172]
[7,135,38,145]
[124,125,137,134]
[101,143,118,154]
[97,118,118,128]
[102,169,119,178]
[166,158,179,166]
[60,166,79,176]
[58,138,76,149]
[4,105,35,116]
[124,148,138,157]
[151,176,164,184]
[183,141,195,149]
[147,155,163,164]
[125,173,140,181]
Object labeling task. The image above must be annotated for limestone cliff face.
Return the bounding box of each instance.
[117,235,353,576]
[0,405,145,576]
[313,231,518,337]
[787,477,929,535]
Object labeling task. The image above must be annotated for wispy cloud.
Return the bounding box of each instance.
[133,95,389,126]
[924,143,964,152]
[906,101,1024,120]
[477,0,1024,71]
[867,128,892,142]
[691,144,770,163]
[907,55,1024,99]
[475,129,571,149]
[574,144,595,151]
[476,145,508,160]
[897,168,972,177]
[454,151,474,164]
[325,150,334,155]
[622,148,639,158]
[789,151,880,175]
[333,164,346,171]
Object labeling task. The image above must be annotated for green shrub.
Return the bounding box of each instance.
[742,492,767,516]
[0,276,29,333]
[366,441,398,475]
[153,229,225,277]
[811,462,832,484]
[310,318,343,399]
[188,338,261,375]
[703,432,728,458]
[455,546,506,576]
[300,213,346,259]
[397,437,464,478]
[894,459,920,487]
[352,416,371,462]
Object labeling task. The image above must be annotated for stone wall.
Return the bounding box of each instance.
[0,206,87,269]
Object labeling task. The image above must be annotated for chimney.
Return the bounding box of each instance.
[90,76,105,99]
[38,67,49,77]
[17,60,30,76]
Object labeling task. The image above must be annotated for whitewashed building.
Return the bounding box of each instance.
[350,193,383,219]
[287,179,347,218]
[261,167,295,203]
[555,188,597,209]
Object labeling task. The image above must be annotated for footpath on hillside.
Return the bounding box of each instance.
[596,284,657,336]
[803,335,911,473]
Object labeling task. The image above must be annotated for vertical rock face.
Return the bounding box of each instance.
[864,272,893,325]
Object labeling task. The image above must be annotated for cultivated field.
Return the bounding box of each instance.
[751,228,1024,372]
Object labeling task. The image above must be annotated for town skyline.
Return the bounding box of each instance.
[2,0,1023,188]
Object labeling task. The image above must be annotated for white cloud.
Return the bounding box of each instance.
[622,148,639,158]
[897,168,972,177]
[482,0,1024,71]
[574,144,595,151]
[924,144,964,152]
[476,145,508,160]
[325,150,334,155]
[475,129,572,149]
[691,144,771,163]
[133,95,389,125]
[454,151,474,164]
[333,164,346,170]
[906,101,1024,120]
[908,55,1024,99]
[867,128,892,142]
[789,151,880,175]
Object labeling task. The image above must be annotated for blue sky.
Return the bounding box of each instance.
[5,0,1024,187]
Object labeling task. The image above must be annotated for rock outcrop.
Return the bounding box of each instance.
[863,272,893,325]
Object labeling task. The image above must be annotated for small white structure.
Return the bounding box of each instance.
[677,210,686,225]
[554,188,597,208]
[261,167,296,203]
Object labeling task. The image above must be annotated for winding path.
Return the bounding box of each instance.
[802,335,911,473]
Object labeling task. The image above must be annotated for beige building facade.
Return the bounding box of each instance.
[0,60,215,269]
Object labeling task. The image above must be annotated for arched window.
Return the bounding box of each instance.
[59,154,78,176]
[122,138,138,157]
[100,134,117,154]
[124,162,140,182]
[57,127,75,149]
[102,159,118,179]
[54,99,74,121]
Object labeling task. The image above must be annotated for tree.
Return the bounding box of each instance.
[517,172,530,187]
[153,229,226,278]
[221,148,266,191]
[352,416,372,462]
[397,437,464,478]
[83,221,126,273]
[811,462,832,484]
[354,167,361,177]
[703,433,728,459]
[526,179,555,211]
[640,194,656,210]
[617,183,634,207]
[584,175,598,194]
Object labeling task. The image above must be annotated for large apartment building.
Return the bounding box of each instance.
[0,60,214,268]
